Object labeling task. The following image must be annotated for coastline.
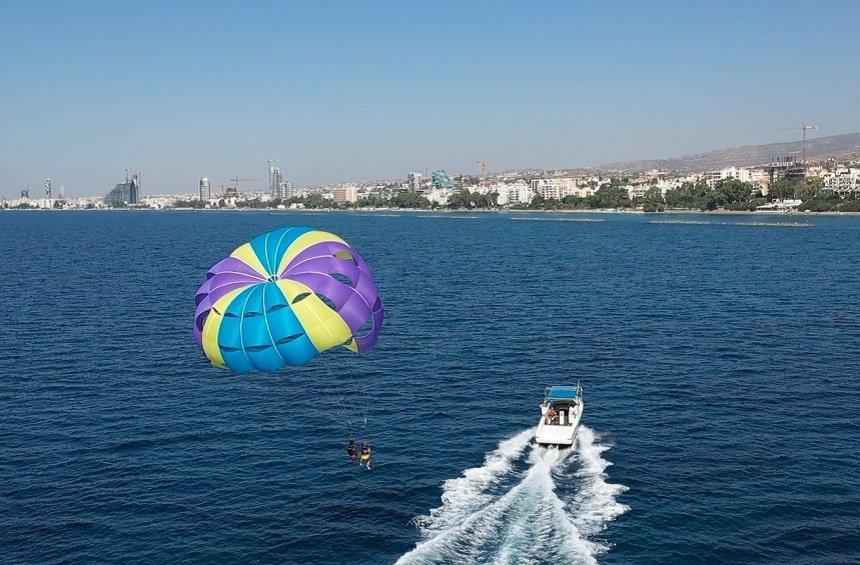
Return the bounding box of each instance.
[3,206,859,217]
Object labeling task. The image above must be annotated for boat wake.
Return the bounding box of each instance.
[396,426,628,565]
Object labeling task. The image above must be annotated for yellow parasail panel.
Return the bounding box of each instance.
[275,279,355,353]
[277,231,347,275]
[201,287,246,367]
[230,242,269,277]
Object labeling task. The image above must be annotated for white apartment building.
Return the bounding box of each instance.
[705,166,768,188]
[823,167,860,198]
[530,178,597,199]
[625,184,651,199]
[277,181,293,200]
[494,182,533,206]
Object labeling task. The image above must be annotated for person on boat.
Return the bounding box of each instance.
[546,405,557,424]
[359,441,372,470]
[347,438,358,461]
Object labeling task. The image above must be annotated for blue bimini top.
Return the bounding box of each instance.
[547,385,579,400]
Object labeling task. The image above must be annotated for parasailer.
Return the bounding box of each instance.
[359,441,373,470]
[194,226,383,372]
[346,438,358,461]
[194,227,383,468]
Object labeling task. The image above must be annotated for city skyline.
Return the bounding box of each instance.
[2,1,859,196]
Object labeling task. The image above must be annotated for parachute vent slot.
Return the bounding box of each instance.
[223,312,239,318]
[292,292,312,304]
[355,315,374,338]
[220,345,240,352]
[331,272,355,287]
[333,251,357,265]
[266,303,288,313]
[211,306,223,316]
[243,311,262,318]
[276,334,303,345]
[317,293,338,311]
[245,344,272,352]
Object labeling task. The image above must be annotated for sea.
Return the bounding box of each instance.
[2,210,858,564]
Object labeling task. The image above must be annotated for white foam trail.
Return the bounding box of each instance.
[397,426,628,565]
[565,427,630,539]
[413,428,534,537]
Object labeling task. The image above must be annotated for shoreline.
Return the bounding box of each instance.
[2,206,859,217]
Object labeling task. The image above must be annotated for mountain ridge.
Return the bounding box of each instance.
[593,132,860,173]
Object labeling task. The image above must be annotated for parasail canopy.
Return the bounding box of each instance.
[194,227,384,372]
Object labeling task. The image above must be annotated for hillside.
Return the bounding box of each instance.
[596,132,860,173]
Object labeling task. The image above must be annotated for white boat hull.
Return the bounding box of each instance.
[535,398,583,448]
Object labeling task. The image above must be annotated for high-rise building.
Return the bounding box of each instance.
[199,177,211,201]
[277,180,293,200]
[44,178,52,199]
[407,172,422,192]
[58,185,65,199]
[431,170,454,189]
[269,165,284,198]
[105,171,140,206]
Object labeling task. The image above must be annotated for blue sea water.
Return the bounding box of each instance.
[1,210,858,564]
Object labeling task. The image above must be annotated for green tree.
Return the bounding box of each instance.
[391,192,431,209]
[588,185,631,209]
[447,189,472,209]
[303,194,329,208]
[529,194,546,209]
[768,180,797,200]
[642,186,665,212]
[794,178,823,201]
[715,178,753,204]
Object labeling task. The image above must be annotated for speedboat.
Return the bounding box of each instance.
[535,383,584,448]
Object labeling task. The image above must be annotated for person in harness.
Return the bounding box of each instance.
[359,441,372,470]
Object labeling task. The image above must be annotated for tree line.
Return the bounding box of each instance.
[170,176,859,212]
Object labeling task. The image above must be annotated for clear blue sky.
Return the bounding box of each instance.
[1,0,858,196]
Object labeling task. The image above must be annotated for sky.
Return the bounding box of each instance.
[1,0,859,197]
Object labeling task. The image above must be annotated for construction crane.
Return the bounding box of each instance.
[474,160,498,188]
[780,124,818,163]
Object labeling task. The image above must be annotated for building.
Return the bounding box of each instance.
[332,186,358,203]
[704,166,769,189]
[105,172,140,206]
[407,172,422,192]
[626,184,651,200]
[823,167,860,199]
[269,165,283,198]
[431,169,454,189]
[425,188,451,206]
[495,182,532,206]
[531,178,596,199]
[199,177,211,201]
[277,180,293,200]
[764,157,806,184]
